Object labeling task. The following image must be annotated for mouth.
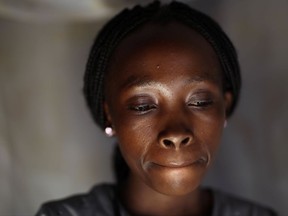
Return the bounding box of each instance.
[152,156,208,169]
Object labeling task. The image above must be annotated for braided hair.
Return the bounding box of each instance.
[84,1,241,132]
[83,1,241,131]
[83,1,241,183]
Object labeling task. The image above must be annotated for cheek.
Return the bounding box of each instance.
[113,114,155,165]
[196,112,225,158]
[202,122,223,150]
[111,102,156,139]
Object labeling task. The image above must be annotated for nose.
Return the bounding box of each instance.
[158,106,194,149]
[159,131,193,149]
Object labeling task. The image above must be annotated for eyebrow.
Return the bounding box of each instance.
[121,75,155,90]
[121,73,220,90]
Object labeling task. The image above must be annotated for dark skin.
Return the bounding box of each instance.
[104,22,232,216]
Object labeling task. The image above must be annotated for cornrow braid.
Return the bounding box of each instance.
[83,0,241,130]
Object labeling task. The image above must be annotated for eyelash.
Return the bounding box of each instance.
[187,99,213,108]
[129,99,212,114]
[129,104,157,114]
[127,92,214,114]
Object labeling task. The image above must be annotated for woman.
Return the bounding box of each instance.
[36,1,276,215]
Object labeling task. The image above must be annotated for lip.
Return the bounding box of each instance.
[152,156,208,168]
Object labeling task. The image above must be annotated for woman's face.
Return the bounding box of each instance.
[104,22,232,196]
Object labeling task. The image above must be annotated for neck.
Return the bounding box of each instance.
[119,174,212,216]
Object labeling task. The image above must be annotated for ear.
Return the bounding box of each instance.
[224,91,233,118]
[103,102,117,136]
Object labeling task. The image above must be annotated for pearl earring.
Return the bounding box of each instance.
[224,120,227,128]
[105,127,114,137]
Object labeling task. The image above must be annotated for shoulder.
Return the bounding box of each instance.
[35,183,117,216]
[212,189,277,216]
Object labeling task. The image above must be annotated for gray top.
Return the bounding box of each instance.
[36,183,277,216]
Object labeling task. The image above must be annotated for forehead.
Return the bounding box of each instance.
[106,22,222,88]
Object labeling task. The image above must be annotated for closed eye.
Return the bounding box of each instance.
[188,100,213,107]
[128,104,157,114]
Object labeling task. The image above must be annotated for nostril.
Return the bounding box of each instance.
[163,139,173,148]
[182,137,190,145]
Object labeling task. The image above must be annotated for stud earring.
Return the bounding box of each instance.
[105,127,115,137]
[224,120,227,128]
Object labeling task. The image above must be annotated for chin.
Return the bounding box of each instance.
[147,167,205,196]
